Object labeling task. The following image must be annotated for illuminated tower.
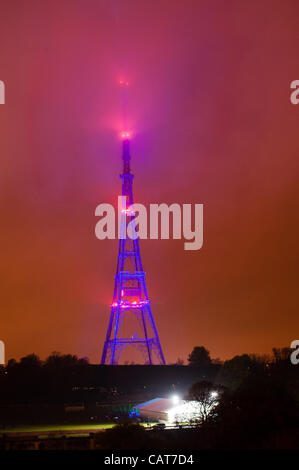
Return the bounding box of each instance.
[101,134,166,365]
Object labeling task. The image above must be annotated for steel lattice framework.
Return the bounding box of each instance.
[101,138,165,365]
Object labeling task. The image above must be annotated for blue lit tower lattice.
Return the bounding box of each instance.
[101,135,166,365]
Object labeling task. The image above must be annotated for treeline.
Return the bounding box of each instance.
[0,346,296,403]
[0,351,220,407]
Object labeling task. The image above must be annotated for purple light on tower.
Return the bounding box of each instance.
[100,134,166,365]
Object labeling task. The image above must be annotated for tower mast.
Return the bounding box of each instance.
[101,134,166,365]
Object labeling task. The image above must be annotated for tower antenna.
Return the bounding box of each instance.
[101,96,165,365]
[119,79,129,132]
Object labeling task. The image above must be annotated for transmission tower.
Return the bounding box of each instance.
[101,134,166,365]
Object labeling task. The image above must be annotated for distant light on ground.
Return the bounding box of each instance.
[171,395,180,405]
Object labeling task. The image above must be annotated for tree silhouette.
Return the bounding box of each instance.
[44,352,88,368]
[188,346,211,367]
[19,353,42,368]
[216,354,260,390]
[272,347,291,363]
[188,380,224,423]
[175,358,184,365]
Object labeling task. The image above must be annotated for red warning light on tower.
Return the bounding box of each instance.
[121,131,131,139]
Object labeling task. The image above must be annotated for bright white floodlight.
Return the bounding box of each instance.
[210,391,218,398]
[172,395,180,405]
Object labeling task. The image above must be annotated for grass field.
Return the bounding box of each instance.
[1,423,116,434]
[1,422,155,435]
